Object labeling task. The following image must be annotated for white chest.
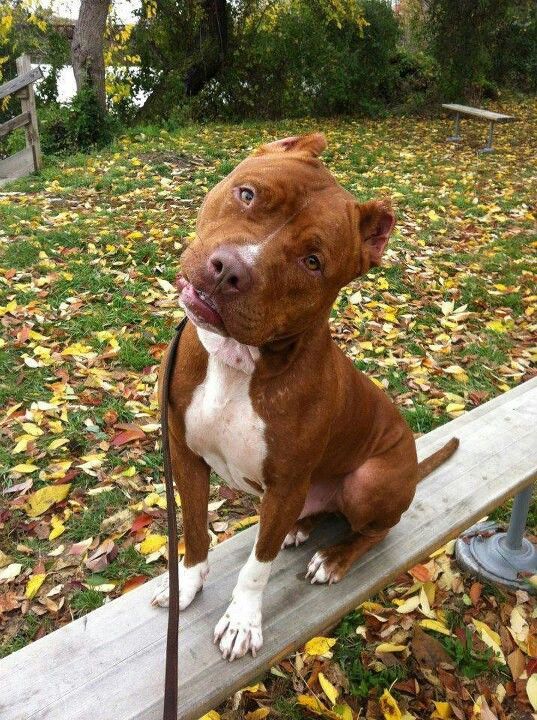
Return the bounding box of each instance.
[184,331,267,496]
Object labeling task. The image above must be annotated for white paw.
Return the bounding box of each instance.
[214,593,263,661]
[281,527,310,549]
[306,551,331,584]
[151,560,208,609]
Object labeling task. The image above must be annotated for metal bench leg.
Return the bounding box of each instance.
[456,484,537,589]
[478,121,495,153]
[447,112,462,142]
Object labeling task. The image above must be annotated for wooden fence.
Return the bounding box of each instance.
[0,54,43,181]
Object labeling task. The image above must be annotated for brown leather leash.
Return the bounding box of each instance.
[161,317,188,720]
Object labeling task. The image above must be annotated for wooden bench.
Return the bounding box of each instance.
[1,377,536,720]
[442,103,515,153]
[0,54,42,183]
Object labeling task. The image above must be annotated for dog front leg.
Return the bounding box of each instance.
[214,482,308,661]
[152,439,210,610]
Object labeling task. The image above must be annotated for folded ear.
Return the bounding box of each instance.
[358,199,395,269]
[256,132,327,157]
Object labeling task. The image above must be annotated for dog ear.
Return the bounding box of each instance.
[256,133,327,157]
[358,199,395,269]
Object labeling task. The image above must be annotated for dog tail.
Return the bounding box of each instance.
[417,437,459,482]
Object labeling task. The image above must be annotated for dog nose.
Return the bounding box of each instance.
[208,247,252,294]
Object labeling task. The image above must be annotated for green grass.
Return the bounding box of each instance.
[333,610,407,698]
[70,589,104,617]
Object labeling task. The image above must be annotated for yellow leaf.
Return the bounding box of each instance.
[446,403,466,414]
[473,619,506,664]
[396,595,420,614]
[297,694,329,713]
[48,437,70,451]
[25,573,46,599]
[126,230,143,240]
[431,701,452,719]
[232,515,260,531]
[319,672,339,705]
[11,463,39,474]
[22,422,43,436]
[334,705,353,720]
[361,601,385,613]
[304,636,337,658]
[380,688,402,720]
[527,674,537,712]
[49,515,66,540]
[13,435,35,454]
[428,210,441,222]
[419,619,452,636]
[486,320,507,333]
[144,492,167,509]
[376,643,407,654]
[139,534,167,555]
[198,712,220,720]
[244,709,270,720]
[61,342,94,356]
[25,484,71,517]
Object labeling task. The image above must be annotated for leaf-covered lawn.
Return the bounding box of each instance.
[0,96,536,717]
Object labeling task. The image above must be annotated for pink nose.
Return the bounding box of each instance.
[207,247,252,294]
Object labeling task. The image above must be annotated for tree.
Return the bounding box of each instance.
[132,0,229,119]
[71,0,112,112]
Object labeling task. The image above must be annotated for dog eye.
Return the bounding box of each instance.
[239,187,255,205]
[304,254,321,272]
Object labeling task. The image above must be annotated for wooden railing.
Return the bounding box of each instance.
[0,54,43,181]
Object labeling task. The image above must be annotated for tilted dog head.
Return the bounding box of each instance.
[179,133,395,346]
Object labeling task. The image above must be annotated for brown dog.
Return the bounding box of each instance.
[151,133,458,661]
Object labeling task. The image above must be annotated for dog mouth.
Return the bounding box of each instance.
[177,277,226,332]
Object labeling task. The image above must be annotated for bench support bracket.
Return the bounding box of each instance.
[447,112,462,142]
[456,484,537,590]
[477,121,496,154]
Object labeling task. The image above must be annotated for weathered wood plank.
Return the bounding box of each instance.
[442,103,515,122]
[1,378,536,720]
[0,111,31,138]
[0,66,43,101]
[16,55,42,172]
[0,146,34,180]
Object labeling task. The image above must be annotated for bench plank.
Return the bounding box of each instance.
[442,103,515,122]
[1,378,536,720]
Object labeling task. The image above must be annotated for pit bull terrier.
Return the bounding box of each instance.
[151,133,458,661]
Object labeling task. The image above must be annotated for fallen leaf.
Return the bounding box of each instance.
[319,672,339,705]
[527,674,537,712]
[139,534,167,555]
[380,688,402,720]
[304,636,337,658]
[25,573,46,599]
[25,484,71,517]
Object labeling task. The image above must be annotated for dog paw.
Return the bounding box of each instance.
[281,527,310,549]
[151,560,208,609]
[214,595,263,661]
[306,551,341,585]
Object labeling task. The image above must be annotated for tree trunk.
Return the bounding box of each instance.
[71,0,111,112]
[184,0,228,97]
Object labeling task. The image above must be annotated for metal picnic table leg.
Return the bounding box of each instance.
[456,483,537,590]
[447,112,462,142]
[477,120,496,153]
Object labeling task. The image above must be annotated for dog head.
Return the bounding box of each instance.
[179,133,395,346]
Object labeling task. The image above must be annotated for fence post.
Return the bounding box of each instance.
[15,54,42,172]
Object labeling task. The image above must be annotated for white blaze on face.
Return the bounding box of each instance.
[234,243,263,268]
[214,540,271,660]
